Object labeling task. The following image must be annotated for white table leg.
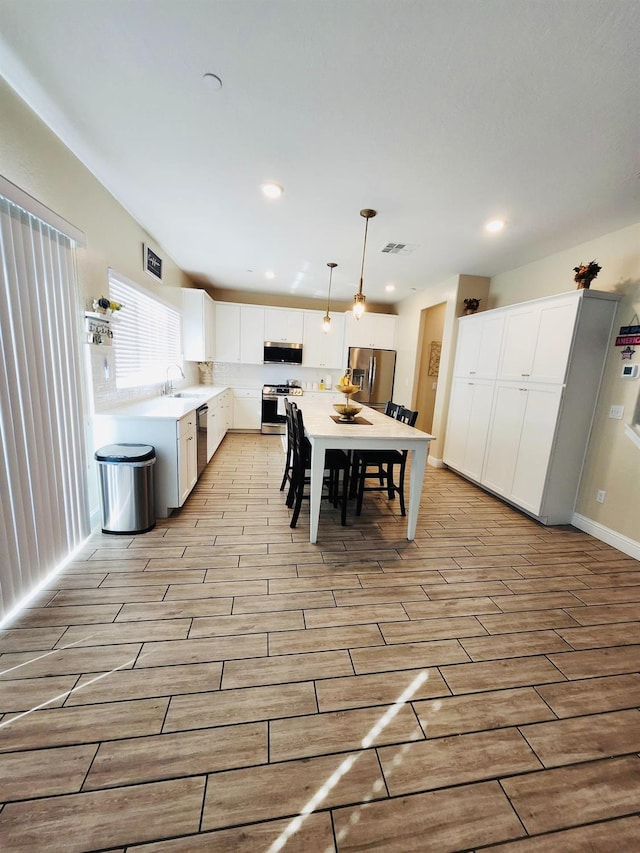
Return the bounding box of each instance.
[407,443,428,540]
[309,440,325,544]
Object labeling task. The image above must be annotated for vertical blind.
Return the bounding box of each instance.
[0,194,90,624]
[108,271,181,388]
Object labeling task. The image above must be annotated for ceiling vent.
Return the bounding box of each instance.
[381,243,418,255]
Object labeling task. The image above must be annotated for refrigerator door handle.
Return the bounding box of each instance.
[369,355,376,398]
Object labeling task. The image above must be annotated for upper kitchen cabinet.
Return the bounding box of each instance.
[344,312,397,349]
[240,306,265,364]
[498,293,580,383]
[264,308,304,343]
[454,311,505,379]
[213,303,265,363]
[214,303,241,362]
[182,289,215,362]
[302,311,345,369]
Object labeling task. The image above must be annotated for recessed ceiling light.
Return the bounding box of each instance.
[265,271,275,280]
[261,182,284,199]
[485,219,505,233]
[385,284,396,292]
[202,73,222,90]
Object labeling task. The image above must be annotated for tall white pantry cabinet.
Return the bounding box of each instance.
[443,289,619,524]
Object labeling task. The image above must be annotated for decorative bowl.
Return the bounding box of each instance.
[333,402,362,421]
[336,383,360,396]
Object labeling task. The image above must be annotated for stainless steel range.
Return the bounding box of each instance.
[261,385,303,435]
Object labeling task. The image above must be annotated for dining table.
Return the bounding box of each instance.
[295,396,435,543]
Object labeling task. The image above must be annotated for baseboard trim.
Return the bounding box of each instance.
[428,455,445,469]
[572,512,640,560]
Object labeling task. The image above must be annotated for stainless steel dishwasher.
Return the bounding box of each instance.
[196,403,208,476]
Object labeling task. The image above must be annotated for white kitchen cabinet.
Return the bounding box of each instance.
[482,383,563,515]
[498,294,579,383]
[454,312,505,379]
[182,289,216,362]
[443,378,495,481]
[177,413,197,504]
[344,312,397,349]
[240,306,265,363]
[302,311,345,369]
[444,288,619,524]
[264,308,304,343]
[214,303,241,362]
[232,388,261,430]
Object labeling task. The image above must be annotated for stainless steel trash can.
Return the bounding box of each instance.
[95,444,156,534]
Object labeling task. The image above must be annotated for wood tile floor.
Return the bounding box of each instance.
[1,432,639,851]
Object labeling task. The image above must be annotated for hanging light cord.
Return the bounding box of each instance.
[326,264,335,314]
[357,216,370,297]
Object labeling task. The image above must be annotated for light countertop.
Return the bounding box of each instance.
[96,386,229,420]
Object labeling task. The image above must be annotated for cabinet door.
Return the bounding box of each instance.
[498,306,539,381]
[183,290,216,362]
[455,313,505,378]
[264,309,303,342]
[345,313,396,349]
[206,403,218,460]
[444,379,494,480]
[510,386,563,513]
[529,299,579,383]
[178,426,197,503]
[240,306,265,364]
[203,295,216,361]
[232,391,261,429]
[302,312,325,367]
[302,312,345,368]
[482,384,528,497]
[214,304,241,362]
[499,297,579,383]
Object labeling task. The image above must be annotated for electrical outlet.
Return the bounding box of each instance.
[609,405,624,419]
[596,490,606,504]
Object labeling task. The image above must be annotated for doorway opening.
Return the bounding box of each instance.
[413,302,446,434]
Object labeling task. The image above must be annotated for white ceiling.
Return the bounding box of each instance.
[1,0,638,306]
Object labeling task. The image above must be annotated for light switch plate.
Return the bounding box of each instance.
[609,405,624,419]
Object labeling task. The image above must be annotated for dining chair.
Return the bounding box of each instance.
[287,403,350,528]
[351,405,419,517]
[280,398,310,495]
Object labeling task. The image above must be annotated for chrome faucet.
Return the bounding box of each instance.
[165,364,185,396]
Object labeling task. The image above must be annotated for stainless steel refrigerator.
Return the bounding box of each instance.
[347,347,396,411]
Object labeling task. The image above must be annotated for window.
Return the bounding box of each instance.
[0,179,89,625]
[108,270,181,388]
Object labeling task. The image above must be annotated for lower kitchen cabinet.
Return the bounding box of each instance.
[207,390,232,459]
[232,388,261,430]
[177,413,197,504]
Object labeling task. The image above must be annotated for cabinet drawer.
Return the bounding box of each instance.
[177,414,196,438]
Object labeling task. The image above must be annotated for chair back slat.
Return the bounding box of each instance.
[396,406,418,427]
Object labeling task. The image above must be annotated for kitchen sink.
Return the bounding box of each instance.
[171,392,206,398]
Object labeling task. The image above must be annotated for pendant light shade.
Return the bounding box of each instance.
[353,208,377,320]
[323,262,337,333]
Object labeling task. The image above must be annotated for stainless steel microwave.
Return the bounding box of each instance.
[263,341,303,365]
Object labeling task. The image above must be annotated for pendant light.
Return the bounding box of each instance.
[353,208,377,320]
[322,262,337,333]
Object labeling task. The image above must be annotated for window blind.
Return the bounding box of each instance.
[108,271,181,388]
[0,193,90,625]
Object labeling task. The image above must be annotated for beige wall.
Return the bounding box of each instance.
[490,223,640,547]
[0,79,194,310]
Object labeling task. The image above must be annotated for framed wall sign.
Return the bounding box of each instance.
[143,243,163,281]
